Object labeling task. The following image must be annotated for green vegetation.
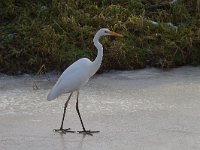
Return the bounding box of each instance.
[0,0,200,74]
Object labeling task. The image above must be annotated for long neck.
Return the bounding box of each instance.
[90,34,103,76]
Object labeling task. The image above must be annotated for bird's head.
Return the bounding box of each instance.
[96,28,123,37]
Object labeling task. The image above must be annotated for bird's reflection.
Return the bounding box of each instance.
[59,133,86,150]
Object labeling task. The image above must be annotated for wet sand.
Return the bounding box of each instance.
[1,66,200,150]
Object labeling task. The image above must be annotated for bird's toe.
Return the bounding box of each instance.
[78,130,100,136]
[54,128,75,134]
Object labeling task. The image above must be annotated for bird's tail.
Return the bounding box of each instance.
[47,87,59,101]
[47,90,54,101]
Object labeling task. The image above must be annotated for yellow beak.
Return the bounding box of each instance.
[108,31,123,37]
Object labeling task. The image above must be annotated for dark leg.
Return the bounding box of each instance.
[54,92,75,134]
[76,91,99,136]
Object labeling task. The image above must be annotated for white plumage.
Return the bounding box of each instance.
[47,58,92,100]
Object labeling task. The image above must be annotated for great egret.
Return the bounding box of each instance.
[47,28,123,135]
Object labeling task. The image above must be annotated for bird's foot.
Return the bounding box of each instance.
[54,128,75,134]
[78,130,100,136]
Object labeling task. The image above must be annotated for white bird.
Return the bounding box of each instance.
[47,28,123,135]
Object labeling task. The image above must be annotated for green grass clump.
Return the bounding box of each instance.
[0,0,200,74]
